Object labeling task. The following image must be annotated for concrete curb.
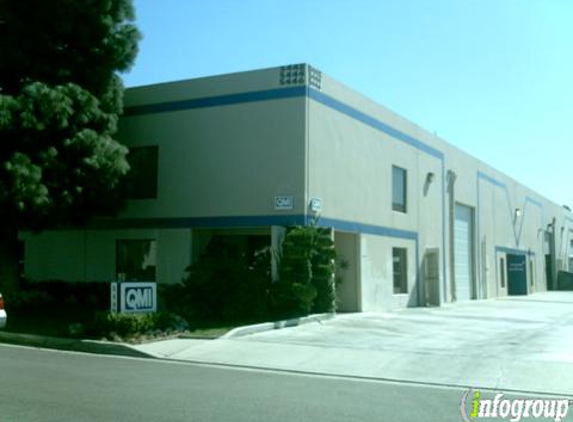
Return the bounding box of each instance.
[221,313,336,339]
[0,331,153,358]
[0,313,336,358]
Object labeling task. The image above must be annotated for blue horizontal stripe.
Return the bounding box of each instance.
[495,246,535,256]
[124,86,307,117]
[308,89,444,159]
[478,171,505,189]
[527,197,543,209]
[317,217,418,240]
[89,215,307,230]
[88,214,418,241]
[123,84,444,160]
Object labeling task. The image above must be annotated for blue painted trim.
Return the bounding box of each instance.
[88,215,307,230]
[307,89,444,159]
[478,172,505,189]
[315,217,418,240]
[314,216,421,305]
[124,85,444,161]
[89,214,419,241]
[495,246,535,257]
[477,171,544,247]
[124,86,308,117]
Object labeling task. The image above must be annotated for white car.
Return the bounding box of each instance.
[0,293,6,328]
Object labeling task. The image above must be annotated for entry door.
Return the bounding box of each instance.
[507,254,528,296]
[424,248,440,306]
[454,204,475,301]
[496,251,508,297]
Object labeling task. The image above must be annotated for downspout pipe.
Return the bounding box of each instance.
[447,170,457,302]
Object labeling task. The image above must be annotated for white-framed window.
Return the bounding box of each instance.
[116,239,157,281]
[392,165,407,213]
[393,247,408,294]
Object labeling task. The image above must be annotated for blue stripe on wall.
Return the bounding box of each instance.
[88,214,419,241]
[124,86,307,117]
[316,216,418,241]
[124,85,444,160]
[307,89,444,159]
[88,215,306,230]
[477,171,544,247]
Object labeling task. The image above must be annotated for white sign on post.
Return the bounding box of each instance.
[119,282,157,314]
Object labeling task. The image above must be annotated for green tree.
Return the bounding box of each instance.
[0,0,141,292]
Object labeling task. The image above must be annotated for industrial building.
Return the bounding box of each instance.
[21,64,573,311]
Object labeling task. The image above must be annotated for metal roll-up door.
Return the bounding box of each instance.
[454,204,474,301]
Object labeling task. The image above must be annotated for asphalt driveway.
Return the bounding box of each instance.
[137,292,573,395]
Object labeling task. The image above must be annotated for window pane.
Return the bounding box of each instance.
[393,247,408,294]
[392,166,407,213]
[116,239,157,281]
[126,146,158,199]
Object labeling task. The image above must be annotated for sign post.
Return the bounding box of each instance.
[110,282,118,314]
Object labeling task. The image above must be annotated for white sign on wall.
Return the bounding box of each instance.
[309,197,322,213]
[274,195,293,210]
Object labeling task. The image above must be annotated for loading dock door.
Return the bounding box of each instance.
[454,204,474,301]
[507,254,528,295]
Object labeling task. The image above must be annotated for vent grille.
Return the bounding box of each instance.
[279,64,306,86]
[278,64,322,90]
[308,66,322,90]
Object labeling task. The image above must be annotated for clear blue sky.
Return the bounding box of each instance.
[124,0,573,207]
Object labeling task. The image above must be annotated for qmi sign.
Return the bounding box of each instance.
[119,282,157,313]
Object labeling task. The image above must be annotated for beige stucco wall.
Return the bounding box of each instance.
[22,228,191,284]
[19,64,573,307]
[117,98,307,219]
[310,68,571,308]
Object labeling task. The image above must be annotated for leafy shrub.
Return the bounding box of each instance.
[161,236,272,325]
[88,311,187,340]
[272,225,337,317]
[309,228,336,313]
[6,279,110,314]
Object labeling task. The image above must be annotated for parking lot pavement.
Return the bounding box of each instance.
[135,292,573,395]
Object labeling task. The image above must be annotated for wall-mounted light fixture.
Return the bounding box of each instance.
[514,208,522,218]
[426,172,435,184]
